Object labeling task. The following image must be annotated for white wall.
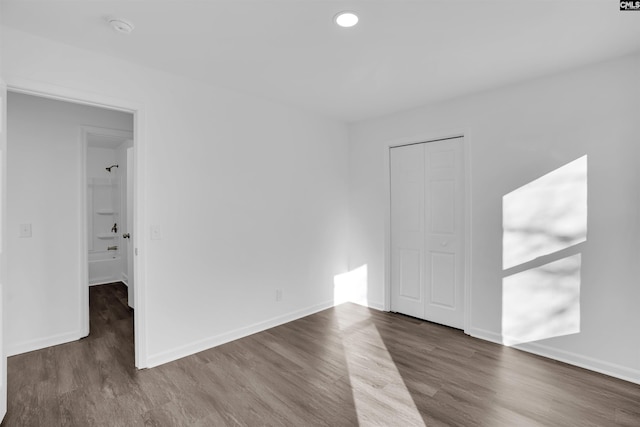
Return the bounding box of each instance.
[348,53,640,383]
[1,27,349,366]
[6,92,133,354]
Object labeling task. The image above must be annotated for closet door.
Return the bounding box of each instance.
[390,143,426,319]
[391,137,465,329]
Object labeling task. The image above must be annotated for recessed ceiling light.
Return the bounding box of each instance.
[108,17,135,35]
[334,11,358,28]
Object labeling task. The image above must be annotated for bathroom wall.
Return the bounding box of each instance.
[87,146,119,253]
[6,91,133,355]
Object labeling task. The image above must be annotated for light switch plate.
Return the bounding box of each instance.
[150,225,162,240]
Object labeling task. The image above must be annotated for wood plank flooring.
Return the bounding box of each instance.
[3,282,640,426]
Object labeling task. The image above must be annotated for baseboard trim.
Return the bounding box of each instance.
[468,327,640,385]
[89,280,121,287]
[513,341,640,385]
[146,300,335,368]
[362,300,385,311]
[468,327,503,345]
[6,330,83,357]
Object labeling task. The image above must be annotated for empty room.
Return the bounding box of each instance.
[1,1,639,426]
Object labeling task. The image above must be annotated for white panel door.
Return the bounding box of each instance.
[390,144,425,318]
[390,137,465,329]
[126,146,135,309]
[423,139,464,328]
[0,78,8,421]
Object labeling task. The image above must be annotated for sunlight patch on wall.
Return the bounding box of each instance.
[502,155,587,346]
[503,254,581,346]
[334,264,368,306]
[503,156,587,270]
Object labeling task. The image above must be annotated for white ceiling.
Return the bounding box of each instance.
[2,1,640,123]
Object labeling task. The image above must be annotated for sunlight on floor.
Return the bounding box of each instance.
[336,309,425,426]
[502,155,586,345]
[333,264,368,306]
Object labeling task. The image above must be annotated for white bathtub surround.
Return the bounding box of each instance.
[88,251,122,286]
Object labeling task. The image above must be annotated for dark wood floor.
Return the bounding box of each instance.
[3,283,640,426]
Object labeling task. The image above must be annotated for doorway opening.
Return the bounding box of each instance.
[5,87,146,368]
[83,126,135,312]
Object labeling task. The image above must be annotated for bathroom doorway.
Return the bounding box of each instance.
[83,126,135,309]
[5,87,147,368]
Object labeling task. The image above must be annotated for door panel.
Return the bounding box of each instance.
[429,252,456,308]
[424,139,464,327]
[390,144,425,318]
[390,137,465,329]
[399,249,421,301]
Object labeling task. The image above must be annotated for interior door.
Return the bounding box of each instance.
[0,78,8,421]
[390,137,465,329]
[423,139,464,328]
[126,146,134,309]
[390,144,426,318]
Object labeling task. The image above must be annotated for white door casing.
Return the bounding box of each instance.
[126,146,135,309]
[390,137,465,329]
[0,78,8,422]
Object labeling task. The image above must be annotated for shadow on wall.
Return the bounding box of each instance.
[334,265,368,307]
[502,155,587,346]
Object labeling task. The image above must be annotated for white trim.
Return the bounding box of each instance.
[513,341,640,385]
[0,77,8,422]
[146,300,335,368]
[383,130,472,332]
[467,327,640,385]
[6,330,83,357]
[361,300,385,311]
[79,132,89,337]
[89,280,124,287]
[5,78,149,369]
[468,327,504,345]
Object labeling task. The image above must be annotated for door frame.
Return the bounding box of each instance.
[384,130,473,334]
[1,77,8,422]
[5,78,149,368]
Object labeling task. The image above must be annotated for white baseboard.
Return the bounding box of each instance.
[468,327,504,345]
[7,330,83,357]
[360,300,384,311]
[468,327,640,385]
[146,300,335,368]
[89,279,122,286]
[513,341,640,385]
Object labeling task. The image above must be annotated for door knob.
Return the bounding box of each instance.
[123,233,130,239]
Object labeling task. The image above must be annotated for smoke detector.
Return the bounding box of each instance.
[108,17,135,35]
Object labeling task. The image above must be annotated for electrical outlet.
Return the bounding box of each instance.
[275,289,283,302]
[150,225,162,240]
